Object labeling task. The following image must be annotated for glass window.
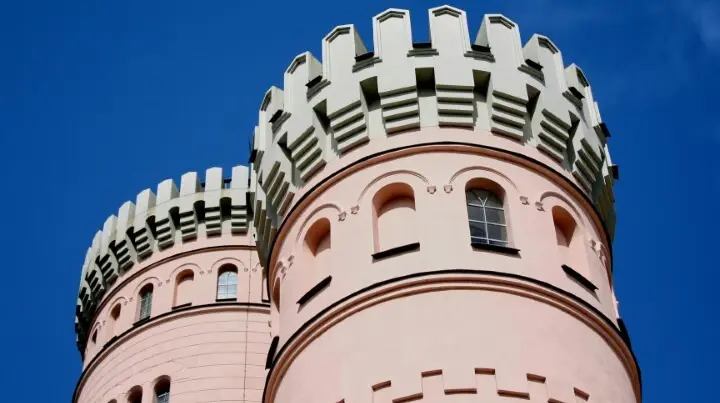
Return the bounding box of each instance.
[139,287,153,320]
[155,379,170,403]
[466,189,508,246]
[217,267,238,300]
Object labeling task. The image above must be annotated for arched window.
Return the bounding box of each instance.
[154,377,171,403]
[127,386,142,403]
[466,188,507,246]
[372,183,417,252]
[173,270,195,307]
[552,205,595,289]
[109,303,121,337]
[217,265,238,300]
[138,284,153,321]
[91,328,98,345]
[552,206,587,271]
[304,218,331,261]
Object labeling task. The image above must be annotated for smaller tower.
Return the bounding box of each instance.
[73,166,272,403]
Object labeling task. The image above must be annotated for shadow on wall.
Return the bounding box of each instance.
[372,183,417,254]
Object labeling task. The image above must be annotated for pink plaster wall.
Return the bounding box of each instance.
[265,141,637,402]
[276,289,634,403]
[272,149,614,343]
[77,235,271,403]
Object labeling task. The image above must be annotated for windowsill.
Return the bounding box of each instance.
[133,316,151,327]
[372,242,420,261]
[172,302,192,310]
[561,264,598,292]
[297,276,332,306]
[216,297,238,302]
[471,242,520,255]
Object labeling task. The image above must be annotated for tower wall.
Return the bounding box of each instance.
[264,145,636,402]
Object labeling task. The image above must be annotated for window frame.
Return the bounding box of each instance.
[465,188,508,247]
[138,286,153,321]
[216,266,238,301]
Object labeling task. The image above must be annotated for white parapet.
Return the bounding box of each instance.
[248,6,617,263]
[75,165,252,352]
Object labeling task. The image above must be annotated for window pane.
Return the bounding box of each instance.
[485,194,503,208]
[471,237,489,244]
[469,221,487,239]
[487,224,507,241]
[489,239,508,246]
[227,272,238,285]
[471,189,490,203]
[485,207,505,224]
[467,205,485,221]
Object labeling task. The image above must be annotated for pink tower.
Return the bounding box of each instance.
[73,6,640,403]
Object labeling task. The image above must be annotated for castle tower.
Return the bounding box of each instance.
[73,167,272,403]
[250,6,638,403]
[72,6,639,403]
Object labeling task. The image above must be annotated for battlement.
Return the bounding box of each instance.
[348,366,592,403]
[249,6,618,263]
[74,166,251,351]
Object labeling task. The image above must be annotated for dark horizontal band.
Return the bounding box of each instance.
[297,276,332,306]
[471,242,520,255]
[562,264,598,291]
[372,242,421,261]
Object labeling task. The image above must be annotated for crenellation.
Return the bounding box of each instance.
[131,188,157,258]
[155,178,179,248]
[178,171,201,240]
[85,232,105,300]
[374,10,421,134]
[114,201,136,271]
[323,26,370,153]
[74,165,253,352]
[97,215,120,285]
[246,8,620,263]
[346,367,595,403]
[283,52,328,181]
[430,7,477,127]
[204,167,225,236]
[525,35,574,163]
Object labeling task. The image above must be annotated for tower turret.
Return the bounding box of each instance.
[249,6,636,403]
[73,167,271,403]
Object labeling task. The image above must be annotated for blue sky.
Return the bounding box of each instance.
[1,0,718,401]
